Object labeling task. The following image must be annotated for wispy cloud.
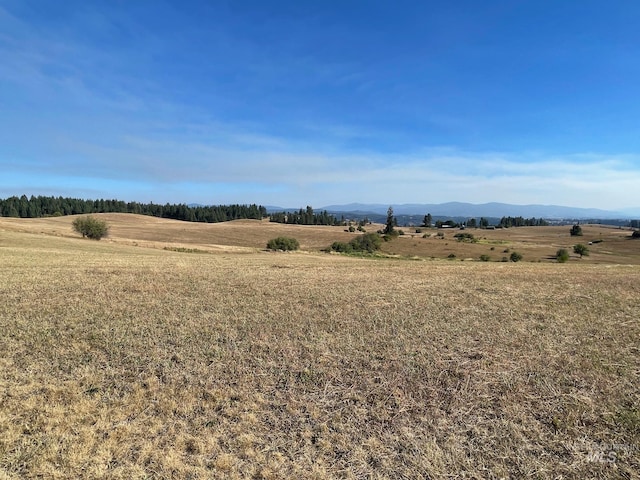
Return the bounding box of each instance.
[3,116,638,209]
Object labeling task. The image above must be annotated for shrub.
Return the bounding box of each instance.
[573,244,589,258]
[72,216,109,240]
[349,233,382,253]
[348,225,356,232]
[632,230,640,239]
[357,225,365,232]
[454,232,476,242]
[447,253,456,259]
[479,254,490,262]
[570,225,583,236]
[510,252,523,262]
[330,233,382,254]
[330,241,352,253]
[556,248,570,263]
[267,237,299,251]
[501,256,509,262]
[380,229,400,239]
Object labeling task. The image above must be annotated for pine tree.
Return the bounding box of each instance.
[384,206,396,235]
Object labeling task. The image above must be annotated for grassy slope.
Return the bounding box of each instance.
[0,222,639,478]
[1,213,638,263]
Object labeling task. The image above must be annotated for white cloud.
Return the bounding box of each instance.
[3,124,638,210]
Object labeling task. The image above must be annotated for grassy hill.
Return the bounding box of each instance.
[0,217,638,478]
[1,213,638,263]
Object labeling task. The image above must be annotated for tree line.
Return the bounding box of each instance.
[269,206,341,225]
[497,216,549,227]
[0,195,267,223]
[425,215,548,228]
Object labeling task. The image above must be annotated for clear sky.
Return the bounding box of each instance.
[1,0,638,210]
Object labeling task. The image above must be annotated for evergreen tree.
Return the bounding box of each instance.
[384,206,396,235]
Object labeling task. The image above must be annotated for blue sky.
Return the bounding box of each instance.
[1,0,639,211]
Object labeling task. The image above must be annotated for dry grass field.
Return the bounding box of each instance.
[0,213,638,264]
[1,215,639,478]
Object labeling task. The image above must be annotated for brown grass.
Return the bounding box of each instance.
[2,214,638,264]
[0,214,354,253]
[0,219,639,478]
[384,225,640,264]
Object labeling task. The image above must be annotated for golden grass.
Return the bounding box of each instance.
[2,213,638,264]
[0,221,639,478]
[383,225,640,264]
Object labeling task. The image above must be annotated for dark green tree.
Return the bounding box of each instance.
[570,224,583,236]
[384,206,396,235]
[422,213,433,227]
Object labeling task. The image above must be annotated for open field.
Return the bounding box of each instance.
[1,218,639,478]
[0,213,638,264]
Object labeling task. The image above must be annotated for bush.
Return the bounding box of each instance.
[330,241,352,253]
[380,229,400,239]
[454,232,476,242]
[479,254,491,262]
[556,248,570,263]
[632,230,640,239]
[573,244,589,258]
[330,233,382,254]
[570,225,583,236]
[72,216,109,240]
[447,253,456,259]
[267,237,299,251]
[510,251,523,262]
[349,233,382,253]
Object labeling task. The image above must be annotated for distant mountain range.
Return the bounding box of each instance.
[267,202,639,220]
